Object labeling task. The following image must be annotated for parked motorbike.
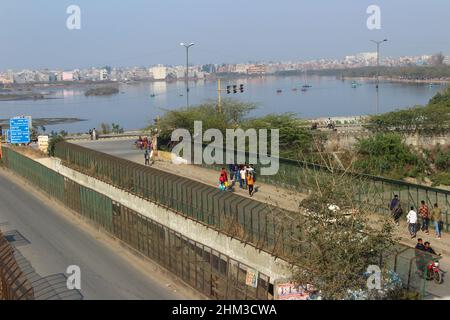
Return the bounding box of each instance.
[426,259,443,284]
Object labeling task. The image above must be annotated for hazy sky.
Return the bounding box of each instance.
[0,0,449,70]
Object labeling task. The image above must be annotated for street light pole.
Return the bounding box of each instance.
[180,42,195,108]
[371,39,388,113]
[371,39,388,90]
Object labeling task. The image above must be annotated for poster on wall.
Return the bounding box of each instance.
[274,280,317,300]
[245,268,258,288]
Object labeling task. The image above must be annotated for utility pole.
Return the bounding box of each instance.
[180,42,195,108]
[371,39,388,113]
[152,115,160,158]
[217,78,222,113]
[0,126,3,160]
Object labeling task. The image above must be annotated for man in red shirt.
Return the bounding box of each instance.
[419,200,430,234]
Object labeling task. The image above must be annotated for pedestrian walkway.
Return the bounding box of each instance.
[73,139,307,213]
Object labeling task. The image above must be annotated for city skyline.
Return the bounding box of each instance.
[0,0,449,70]
[1,51,447,84]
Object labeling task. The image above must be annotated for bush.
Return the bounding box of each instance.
[434,146,450,171]
[47,133,65,156]
[354,133,425,177]
[100,123,111,134]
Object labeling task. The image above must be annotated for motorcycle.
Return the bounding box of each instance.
[425,259,443,284]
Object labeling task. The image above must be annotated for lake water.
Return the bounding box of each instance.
[0,76,444,133]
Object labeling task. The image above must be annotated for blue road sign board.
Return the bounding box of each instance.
[9,117,30,144]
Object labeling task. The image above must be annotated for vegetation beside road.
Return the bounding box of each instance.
[151,98,324,159]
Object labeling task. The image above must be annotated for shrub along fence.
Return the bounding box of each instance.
[1,146,272,300]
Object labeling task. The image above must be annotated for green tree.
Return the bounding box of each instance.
[242,113,324,158]
[48,131,65,156]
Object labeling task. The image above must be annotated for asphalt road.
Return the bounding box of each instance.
[0,168,187,300]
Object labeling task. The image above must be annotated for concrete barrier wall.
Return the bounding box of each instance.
[324,130,450,151]
[37,157,292,283]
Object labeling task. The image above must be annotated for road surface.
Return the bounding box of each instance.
[0,167,194,300]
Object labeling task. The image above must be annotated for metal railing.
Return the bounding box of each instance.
[54,141,297,259]
[0,231,35,300]
[1,146,272,300]
[50,142,438,296]
[195,144,450,233]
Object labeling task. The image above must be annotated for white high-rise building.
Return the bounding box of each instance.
[444,56,450,65]
[149,65,167,80]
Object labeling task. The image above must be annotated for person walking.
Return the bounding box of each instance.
[228,164,235,182]
[219,168,228,190]
[92,128,97,140]
[239,166,247,189]
[419,200,430,234]
[430,203,443,239]
[144,149,150,166]
[247,173,255,197]
[393,204,403,226]
[389,195,400,213]
[407,206,418,239]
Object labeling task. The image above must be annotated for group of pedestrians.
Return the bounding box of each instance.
[389,194,445,239]
[218,164,256,197]
[88,128,97,140]
[136,136,151,150]
[137,136,153,166]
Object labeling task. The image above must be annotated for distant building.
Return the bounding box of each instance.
[100,69,109,81]
[0,73,13,84]
[247,64,266,75]
[444,56,450,65]
[235,64,248,74]
[149,65,167,80]
[62,71,74,81]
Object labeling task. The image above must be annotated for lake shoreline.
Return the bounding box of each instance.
[344,76,450,84]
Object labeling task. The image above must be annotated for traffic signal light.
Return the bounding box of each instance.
[233,85,237,94]
[226,85,231,94]
[239,84,244,93]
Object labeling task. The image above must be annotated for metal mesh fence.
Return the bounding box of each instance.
[0,230,35,300]
[196,144,450,233]
[1,146,272,300]
[54,141,299,259]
